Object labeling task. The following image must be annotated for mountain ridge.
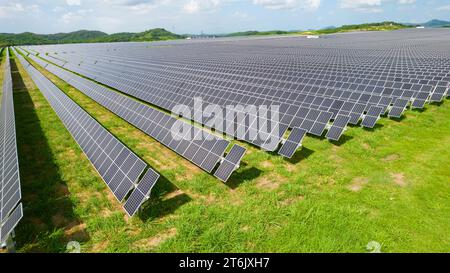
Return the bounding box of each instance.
[422,19,450,27]
[0,28,181,46]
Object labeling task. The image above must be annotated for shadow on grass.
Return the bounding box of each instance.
[11,58,88,252]
[307,134,326,141]
[428,101,444,107]
[138,173,191,222]
[329,134,354,146]
[362,123,384,132]
[226,166,263,189]
[390,115,407,122]
[307,132,353,145]
[285,147,314,164]
[411,108,427,114]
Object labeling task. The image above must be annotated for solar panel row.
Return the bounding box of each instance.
[21,28,450,163]
[13,48,159,216]
[24,49,336,157]
[22,50,246,181]
[23,50,334,148]
[0,48,23,245]
[31,41,447,113]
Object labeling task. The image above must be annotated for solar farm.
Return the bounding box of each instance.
[1,28,449,252]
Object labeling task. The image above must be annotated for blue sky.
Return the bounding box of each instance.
[0,0,449,34]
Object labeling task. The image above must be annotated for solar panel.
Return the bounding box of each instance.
[21,51,244,181]
[309,111,333,136]
[388,98,409,118]
[123,168,160,216]
[214,144,246,182]
[278,128,307,158]
[326,115,351,141]
[388,107,405,119]
[0,203,23,244]
[13,48,159,215]
[430,86,447,102]
[0,48,23,245]
[361,106,384,128]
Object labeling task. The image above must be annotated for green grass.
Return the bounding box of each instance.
[5,49,450,253]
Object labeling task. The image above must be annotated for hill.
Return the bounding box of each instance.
[422,19,450,28]
[299,21,410,35]
[220,22,410,38]
[0,28,182,47]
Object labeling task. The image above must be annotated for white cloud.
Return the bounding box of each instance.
[340,0,381,9]
[61,12,76,23]
[437,4,450,11]
[103,0,152,6]
[183,0,220,14]
[398,0,415,4]
[233,11,249,19]
[53,6,65,12]
[128,3,157,14]
[340,0,416,13]
[0,3,39,18]
[305,0,320,10]
[61,8,93,24]
[66,0,82,6]
[252,0,320,11]
[102,0,172,14]
[340,0,383,13]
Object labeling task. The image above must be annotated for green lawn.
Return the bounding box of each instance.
[5,49,450,253]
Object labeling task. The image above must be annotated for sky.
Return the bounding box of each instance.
[0,0,449,34]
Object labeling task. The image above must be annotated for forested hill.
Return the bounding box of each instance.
[0,28,182,47]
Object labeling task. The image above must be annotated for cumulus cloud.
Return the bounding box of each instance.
[183,0,220,14]
[252,0,320,10]
[437,4,450,11]
[233,11,249,19]
[66,0,82,6]
[340,0,416,13]
[102,0,171,14]
[61,8,93,24]
[102,0,152,5]
[0,3,39,18]
[340,0,383,13]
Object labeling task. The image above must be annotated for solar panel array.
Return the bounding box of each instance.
[13,48,160,216]
[20,49,246,181]
[23,28,450,158]
[1,48,23,245]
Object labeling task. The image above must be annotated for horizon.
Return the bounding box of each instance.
[0,1,449,34]
[1,18,449,36]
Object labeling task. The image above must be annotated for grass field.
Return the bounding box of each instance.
[4,49,450,253]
